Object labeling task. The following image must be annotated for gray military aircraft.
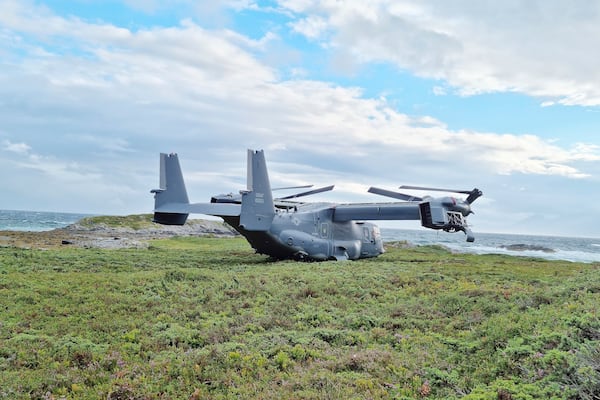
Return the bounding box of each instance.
[151,150,482,261]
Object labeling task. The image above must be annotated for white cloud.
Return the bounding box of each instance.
[290,16,328,39]
[432,86,447,96]
[279,0,600,106]
[0,1,598,236]
[3,140,31,155]
[2,3,597,160]
[0,1,597,182]
[4,142,102,183]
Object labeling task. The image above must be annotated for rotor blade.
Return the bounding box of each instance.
[399,185,473,195]
[368,187,422,201]
[400,185,483,204]
[277,185,335,200]
[272,185,313,191]
[465,188,483,204]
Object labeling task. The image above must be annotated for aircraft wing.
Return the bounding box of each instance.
[332,203,421,221]
[334,200,476,242]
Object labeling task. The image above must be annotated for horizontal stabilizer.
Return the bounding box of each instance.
[152,153,242,225]
[155,202,241,216]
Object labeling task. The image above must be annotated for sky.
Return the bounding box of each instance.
[1,0,599,238]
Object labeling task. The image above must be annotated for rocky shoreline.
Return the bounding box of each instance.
[0,217,238,249]
[499,243,556,253]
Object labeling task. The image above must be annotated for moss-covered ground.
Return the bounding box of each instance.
[76,215,158,231]
[0,237,598,399]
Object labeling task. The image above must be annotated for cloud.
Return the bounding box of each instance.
[3,140,31,155]
[0,1,597,183]
[432,86,447,96]
[3,141,101,183]
[279,0,600,106]
[290,15,328,39]
[0,1,598,236]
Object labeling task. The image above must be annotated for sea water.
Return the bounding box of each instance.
[381,228,600,263]
[1,209,599,263]
[0,209,91,232]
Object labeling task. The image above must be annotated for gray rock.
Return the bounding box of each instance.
[499,244,555,253]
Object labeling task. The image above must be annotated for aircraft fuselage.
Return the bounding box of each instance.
[223,203,384,261]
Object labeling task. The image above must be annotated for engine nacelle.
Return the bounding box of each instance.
[419,201,474,242]
[419,202,448,228]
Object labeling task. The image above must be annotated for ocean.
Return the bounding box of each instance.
[0,209,92,232]
[1,209,599,263]
[381,228,600,264]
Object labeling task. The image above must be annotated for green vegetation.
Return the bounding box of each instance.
[0,237,598,399]
[76,214,158,230]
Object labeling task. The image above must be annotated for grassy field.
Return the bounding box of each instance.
[0,235,598,399]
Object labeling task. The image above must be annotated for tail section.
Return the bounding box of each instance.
[151,150,274,229]
[239,149,275,231]
[151,153,190,225]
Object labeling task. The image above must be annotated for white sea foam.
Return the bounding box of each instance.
[382,228,600,263]
[443,243,600,263]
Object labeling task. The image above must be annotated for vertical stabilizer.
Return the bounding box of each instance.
[151,153,190,225]
[240,149,275,231]
[246,149,253,191]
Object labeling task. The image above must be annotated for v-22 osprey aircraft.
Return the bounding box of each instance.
[151,150,482,261]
